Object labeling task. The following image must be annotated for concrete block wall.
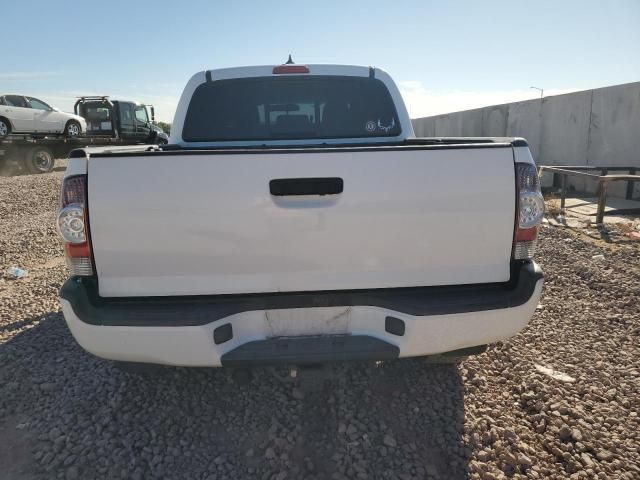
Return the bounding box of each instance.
[411,81,640,198]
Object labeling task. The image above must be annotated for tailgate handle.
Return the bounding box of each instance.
[269,177,344,196]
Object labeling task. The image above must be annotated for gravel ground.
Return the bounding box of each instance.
[1,164,639,479]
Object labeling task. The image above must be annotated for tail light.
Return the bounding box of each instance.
[273,65,309,74]
[514,163,544,260]
[57,175,94,276]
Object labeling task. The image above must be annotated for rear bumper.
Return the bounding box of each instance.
[60,262,543,367]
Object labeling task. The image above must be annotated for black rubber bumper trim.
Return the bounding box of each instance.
[220,335,398,367]
[60,261,542,327]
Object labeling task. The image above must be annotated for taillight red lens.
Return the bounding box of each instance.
[58,175,94,276]
[514,163,544,260]
[60,175,86,207]
[65,242,91,257]
[516,227,538,242]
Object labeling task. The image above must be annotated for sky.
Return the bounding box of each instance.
[2,0,639,123]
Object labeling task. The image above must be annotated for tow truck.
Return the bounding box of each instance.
[74,96,168,145]
[0,96,168,175]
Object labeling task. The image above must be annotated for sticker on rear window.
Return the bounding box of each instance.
[377,118,396,133]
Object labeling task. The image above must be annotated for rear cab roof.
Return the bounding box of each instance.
[169,64,414,148]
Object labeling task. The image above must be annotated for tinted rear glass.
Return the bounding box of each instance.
[182,75,401,142]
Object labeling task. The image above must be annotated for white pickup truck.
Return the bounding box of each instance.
[58,63,544,369]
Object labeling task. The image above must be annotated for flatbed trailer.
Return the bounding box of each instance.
[0,133,151,175]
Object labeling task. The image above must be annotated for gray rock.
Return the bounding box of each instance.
[40,382,57,392]
[48,427,62,441]
[476,450,490,462]
[558,426,572,441]
[570,428,583,442]
[518,454,533,467]
[580,453,595,468]
[382,434,397,448]
[596,450,614,462]
[66,466,79,480]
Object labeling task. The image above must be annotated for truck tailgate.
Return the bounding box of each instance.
[88,146,516,297]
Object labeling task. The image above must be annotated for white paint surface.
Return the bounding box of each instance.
[88,147,516,297]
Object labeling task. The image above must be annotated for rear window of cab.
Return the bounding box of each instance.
[182,75,401,142]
